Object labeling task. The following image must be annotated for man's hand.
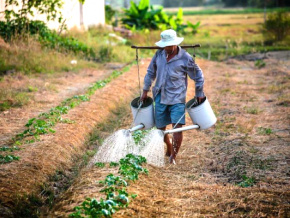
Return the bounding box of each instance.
[140,90,148,102]
[197,96,205,104]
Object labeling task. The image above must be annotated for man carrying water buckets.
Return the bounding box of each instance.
[141,29,205,164]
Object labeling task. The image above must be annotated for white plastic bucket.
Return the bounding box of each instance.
[186,97,217,130]
[131,97,155,130]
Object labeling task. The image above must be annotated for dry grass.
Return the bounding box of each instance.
[183,13,264,44]
[48,58,289,217]
[0,61,148,215]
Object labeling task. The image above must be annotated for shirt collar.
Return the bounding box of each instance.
[163,46,184,63]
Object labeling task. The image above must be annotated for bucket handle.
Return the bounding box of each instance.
[172,97,199,130]
[131,101,143,128]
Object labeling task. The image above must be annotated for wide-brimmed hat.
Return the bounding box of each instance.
[155,29,184,48]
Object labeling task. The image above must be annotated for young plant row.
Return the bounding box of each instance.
[0,65,131,164]
[70,154,148,218]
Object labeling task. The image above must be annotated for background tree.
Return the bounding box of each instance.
[263,10,290,41]
[4,0,64,22]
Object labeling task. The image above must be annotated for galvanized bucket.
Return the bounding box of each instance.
[130,97,155,130]
[186,97,217,130]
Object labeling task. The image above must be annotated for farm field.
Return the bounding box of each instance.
[0,54,289,217]
[0,12,289,217]
[48,55,290,217]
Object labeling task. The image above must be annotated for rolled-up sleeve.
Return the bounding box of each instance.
[143,54,157,91]
[187,58,205,97]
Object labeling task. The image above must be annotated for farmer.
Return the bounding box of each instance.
[140,29,205,164]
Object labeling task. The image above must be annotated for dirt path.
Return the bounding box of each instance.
[48,58,290,217]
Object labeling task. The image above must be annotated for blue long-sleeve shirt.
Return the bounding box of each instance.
[143,46,205,105]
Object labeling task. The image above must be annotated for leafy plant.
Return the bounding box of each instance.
[237,175,256,188]
[105,5,116,25]
[121,0,199,34]
[95,162,106,168]
[0,18,96,60]
[70,198,120,218]
[0,146,20,152]
[258,127,273,135]
[254,59,266,69]
[187,21,201,34]
[119,154,148,181]
[109,162,119,167]
[132,130,147,144]
[0,154,20,164]
[70,154,147,217]
[3,65,131,164]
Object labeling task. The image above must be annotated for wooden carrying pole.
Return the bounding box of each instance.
[131,44,201,49]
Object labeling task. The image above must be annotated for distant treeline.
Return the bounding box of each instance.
[150,0,290,8]
[166,7,290,16]
[221,0,289,7]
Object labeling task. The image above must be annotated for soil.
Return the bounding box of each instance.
[0,53,289,217]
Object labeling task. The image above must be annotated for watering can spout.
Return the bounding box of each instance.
[163,124,200,135]
[128,124,145,132]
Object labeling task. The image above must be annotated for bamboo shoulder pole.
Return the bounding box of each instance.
[131,44,201,49]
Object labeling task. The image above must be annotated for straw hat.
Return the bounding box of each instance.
[155,29,184,48]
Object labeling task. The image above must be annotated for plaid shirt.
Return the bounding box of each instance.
[143,46,204,105]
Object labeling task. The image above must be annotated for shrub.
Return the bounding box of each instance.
[0,18,96,60]
[0,19,49,42]
[121,0,200,34]
[105,5,116,25]
[263,10,290,41]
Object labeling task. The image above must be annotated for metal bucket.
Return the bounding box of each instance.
[186,97,217,130]
[130,97,155,130]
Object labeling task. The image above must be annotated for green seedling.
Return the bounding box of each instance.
[258,127,273,135]
[70,154,148,217]
[28,86,38,92]
[132,130,150,144]
[109,162,119,167]
[255,59,266,69]
[95,162,105,168]
[4,66,130,164]
[0,154,20,164]
[237,175,256,188]
[0,146,20,152]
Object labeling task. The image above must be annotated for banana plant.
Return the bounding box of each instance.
[121,0,200,34]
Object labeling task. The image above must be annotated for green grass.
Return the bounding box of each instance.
[1,11,289,74]
[0,38,99,75]
[0,89,32,111]
[244,106,261,114]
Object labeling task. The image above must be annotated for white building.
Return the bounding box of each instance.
[0,0,105,30]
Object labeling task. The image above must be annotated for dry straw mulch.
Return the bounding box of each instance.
[0,60,149,213]
[49,58,289,217]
